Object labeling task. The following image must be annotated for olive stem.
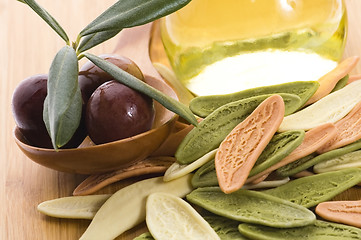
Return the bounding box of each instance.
[75,35,82,55]
[77,53,85,61]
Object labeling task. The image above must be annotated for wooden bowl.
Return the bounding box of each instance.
[13,75,178,174]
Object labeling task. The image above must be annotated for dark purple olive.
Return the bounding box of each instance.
[78,54,144,104]
[86,80,155,145]
[12,74,87,149]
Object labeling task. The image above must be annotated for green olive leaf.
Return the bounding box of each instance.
[77,29,121,54]
[22,0,69,43]
[83,53,198,126]
[79,0,191,37]
[45,46,82,149]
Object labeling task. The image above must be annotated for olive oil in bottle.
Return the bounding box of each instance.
[161,0,347,96]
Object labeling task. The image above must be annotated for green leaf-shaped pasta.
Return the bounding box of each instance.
[331,75,349,92]
[192,159,218,188]
[264,168,361,208]
[187,187,315,228]
[79,0,191,37]
[204,215,249,240]
[44,46,81,149]
[249,130,305,177]
[239,220,361,240]
[190,81,318,117]
[133,233,155,240]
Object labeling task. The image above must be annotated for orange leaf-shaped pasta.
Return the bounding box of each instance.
[316,200,361,228]
[215,95,284,194]
[318,101,361,154]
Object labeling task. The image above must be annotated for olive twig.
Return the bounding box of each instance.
[17,0,195,150]
[77,53,86,61]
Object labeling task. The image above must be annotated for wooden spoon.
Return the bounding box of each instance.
[72,22,193,194]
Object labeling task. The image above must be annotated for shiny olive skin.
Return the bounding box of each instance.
[12,74,87,149]
[78,54,144,104]
[86,80,155,145]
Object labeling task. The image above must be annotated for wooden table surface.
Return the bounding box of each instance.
[2,1,361,239]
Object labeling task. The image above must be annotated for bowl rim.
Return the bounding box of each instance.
[13,114,178,152]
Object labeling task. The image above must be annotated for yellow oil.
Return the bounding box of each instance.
[161,0,347,96]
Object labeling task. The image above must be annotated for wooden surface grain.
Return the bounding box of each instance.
[1,1,361,239]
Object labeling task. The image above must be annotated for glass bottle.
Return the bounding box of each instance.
[160,0,347,96]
